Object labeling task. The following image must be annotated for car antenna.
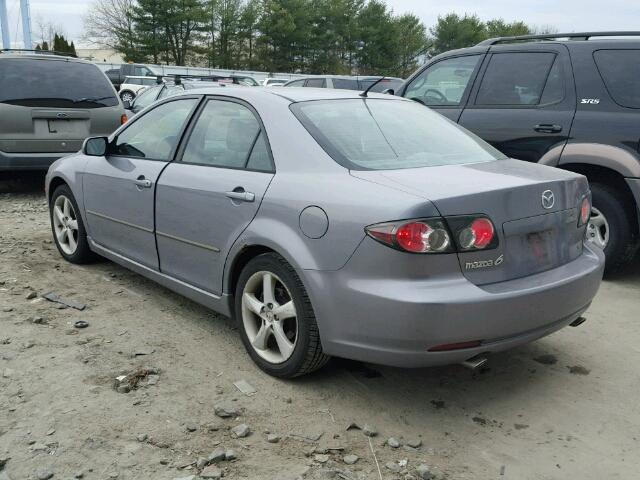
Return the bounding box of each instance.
[359,76,386,98]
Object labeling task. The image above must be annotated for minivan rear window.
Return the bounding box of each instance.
[0,58,118,108]
[593,50,640,109]
[291,98,505,170]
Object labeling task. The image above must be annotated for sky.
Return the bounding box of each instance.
[4,0,639,47]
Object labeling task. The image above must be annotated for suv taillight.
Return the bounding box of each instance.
[120,114,128,125]
[365,215,499,254]
[578,196,591,226]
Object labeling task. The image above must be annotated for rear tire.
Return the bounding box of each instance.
[50,185,96,264]
[588,182,638,274]
[235,253,329,378]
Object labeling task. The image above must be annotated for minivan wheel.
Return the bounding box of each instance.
[50,185,95,264]
[588,182,638,274]
[120,91,134,102]
[235,253,329,378]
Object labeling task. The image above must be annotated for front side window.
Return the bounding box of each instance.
[305,78,327,88]
[0,58,118,108]
[404,55,481,106]
[476,52,557,106]
[112,98,197,160]
[181,100,271,170]
[292,98,505,170]
[594,49,640,109]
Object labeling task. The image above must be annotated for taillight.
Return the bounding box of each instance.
[446,215,499,251]
[120,114,128,125]
[366,219,453,254]
[578,196,591,226]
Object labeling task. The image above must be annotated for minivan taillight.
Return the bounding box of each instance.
[366,218,453,253]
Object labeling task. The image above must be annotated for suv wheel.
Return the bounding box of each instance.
[120,90,134,103]
[588,182,638,274]
[235,253,329,378]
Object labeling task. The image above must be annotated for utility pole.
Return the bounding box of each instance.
[0,0,10,50]
[20,0,32,49]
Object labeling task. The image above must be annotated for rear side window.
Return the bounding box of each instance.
[359,78,403,93]
[112,99,197,160]
[285,79,305,87]
[332,78,359,90]
[476,52,557,106]
[594,50,640,109]
[305,78,326,88]
[181,100,272,171]
[0,58,118,108]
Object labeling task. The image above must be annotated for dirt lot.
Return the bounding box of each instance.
[1,173,639,480]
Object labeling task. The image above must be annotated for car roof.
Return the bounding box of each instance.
[183,86,401,103]
[0,52,90,64]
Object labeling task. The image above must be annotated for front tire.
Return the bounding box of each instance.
[588,182,638,274]
[120,90,134,103]
[50,185,95,264]
[235,253,329,378]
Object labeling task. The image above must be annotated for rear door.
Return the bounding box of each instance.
[400,53,485,121]
[458,44,576,162]
[155,97,274,294]
[83,97,199,269]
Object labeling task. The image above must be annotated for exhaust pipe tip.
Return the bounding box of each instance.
[460,355,488,371]
[570,316,587,327]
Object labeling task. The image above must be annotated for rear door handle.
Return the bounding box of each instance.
[134,176,152,189]
[225,189,255,203]
[534,124,563,133]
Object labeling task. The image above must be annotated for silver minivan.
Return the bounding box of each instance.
[0,52,126,171]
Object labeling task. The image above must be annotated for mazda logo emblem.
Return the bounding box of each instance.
[541,190,555,209]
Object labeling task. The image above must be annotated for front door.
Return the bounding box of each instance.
[401,53,485,122]
[458,44,576,162]
[83,97,199,269]
[155,98,274,294]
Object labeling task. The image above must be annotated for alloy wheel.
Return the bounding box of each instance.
[586,206,609,249]
[52,195,79,255]
[121,92,134,102]
[241,271,298,364]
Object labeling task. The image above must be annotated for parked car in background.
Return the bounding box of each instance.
[0,50,127,171]
[263,78,288,87]
[397,31,640,273]
[125,80,224,115]
[46,88,603,378]
[283,75,403,93]
[118,76,159,103]
[201,75,259,86]
[105,63,159,91]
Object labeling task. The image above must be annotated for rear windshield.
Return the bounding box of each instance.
[593,50,640,109]
[0,58,118,108]
[291,98,505,170]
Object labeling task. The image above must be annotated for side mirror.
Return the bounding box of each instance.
[122,100,131,109]
[382,88,395,95]
[83,136,108,157]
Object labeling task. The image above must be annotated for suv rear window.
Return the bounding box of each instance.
[291,99,505,170]
[593,50,640,109]
[0,58,118,108]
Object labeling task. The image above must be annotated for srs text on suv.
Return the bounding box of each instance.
[398,32,640,273]
[0,50,126,171]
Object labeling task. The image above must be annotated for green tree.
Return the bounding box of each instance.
[429,13,485,56]
[392,13,428,78]
[485,19,531,39]
[131,0,167,63]
[355,0,396,75]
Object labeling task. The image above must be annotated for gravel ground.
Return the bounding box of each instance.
[1,173,639,480]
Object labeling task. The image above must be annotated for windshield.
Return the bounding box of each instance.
[0,58,119,108]
[291,98,505,170]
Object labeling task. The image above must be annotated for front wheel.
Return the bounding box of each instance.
[120,90,134,103]
[50,185,96,264]
[587,182,638,274]
[235,253,329,378]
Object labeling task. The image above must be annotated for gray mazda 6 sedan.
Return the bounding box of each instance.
[45,87,605,378]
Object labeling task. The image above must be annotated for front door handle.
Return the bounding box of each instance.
[534,124,563,133]
[134,176,152,189]
[225,188,255,203]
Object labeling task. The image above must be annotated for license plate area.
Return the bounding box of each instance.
[526,229,555,267]
[48,119,76,134]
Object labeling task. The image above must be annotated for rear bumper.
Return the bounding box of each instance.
[304,241,605,368]
[0,150,68,171]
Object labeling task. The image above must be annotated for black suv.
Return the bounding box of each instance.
[397,32,640,273]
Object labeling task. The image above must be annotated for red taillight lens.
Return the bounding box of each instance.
[366,219,452,253]
[579,197,591,226]
[120,114,128,125]
[458,217,495,250]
